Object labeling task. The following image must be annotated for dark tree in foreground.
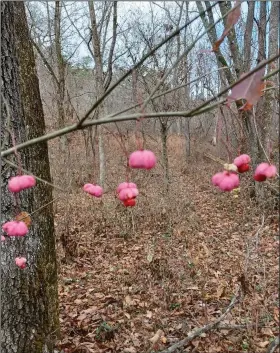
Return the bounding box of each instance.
[1,2,59,352]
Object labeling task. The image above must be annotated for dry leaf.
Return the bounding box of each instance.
[150,329,164,345]
[261,327,274,336]
[257,341,270,348]
[161,336,167,344]
[227,65,265,110]
[123,347,137,353]
[16,211,31,228]
[124,295,134,306]
[213,1,241,52]
[146,310,153,319]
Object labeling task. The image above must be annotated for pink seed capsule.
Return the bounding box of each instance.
[1,235,5,242]
[15,257,27,269]
[254,163,277,182]
[212,171,239,192]
[118,187,139,201]
[83,183,103,197]
[129,150,156,170]
[2,221,28,237]
[212,172,225,186]
[233,154,251,167]
[8,175,36,193]
[116,182,137,194]
[218,172,240,191]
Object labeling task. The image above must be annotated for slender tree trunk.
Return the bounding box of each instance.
[54,1,67,150]
[88,0,106,187]
[160,119,169,193]
[1,2,59,352]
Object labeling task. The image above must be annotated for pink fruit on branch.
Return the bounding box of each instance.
[118,187,139,201]
[2,221,28,237]
[117,182,137,194]
[212,171,240,192]
[15,257,27,269]
[233,154,251,167]
[254,163,277,182]
[83,183,103,197]
[233,154,251,173]
[129,150,156,170]
[8,175,36,193]
[123,198,136,207]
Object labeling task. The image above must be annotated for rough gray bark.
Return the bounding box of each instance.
[1,2,59,352]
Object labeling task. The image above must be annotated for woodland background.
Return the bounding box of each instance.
[1,1,279,353]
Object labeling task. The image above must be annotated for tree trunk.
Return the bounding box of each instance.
[160,119,169,193]
[88,0,106,187]
[1,2,59,352]
[54,1,67,150]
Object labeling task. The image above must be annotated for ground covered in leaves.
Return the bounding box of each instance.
[51,136,278,353]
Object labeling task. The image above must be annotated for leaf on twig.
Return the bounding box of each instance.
[213,0,241,52]
[227,65,265,110]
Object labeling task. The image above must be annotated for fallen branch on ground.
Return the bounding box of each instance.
[266,336,280,353]
[159,291,240,353]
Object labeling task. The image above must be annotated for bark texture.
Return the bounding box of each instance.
[1,2,59,352]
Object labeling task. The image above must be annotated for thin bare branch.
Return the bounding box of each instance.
[75,1,219,128]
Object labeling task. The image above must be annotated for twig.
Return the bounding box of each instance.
[75,1,219,128]
[159,291,240,353]
[1,55,279,158]
[266,336,280,353]
[181,53,280,118]
[4,158,65,192]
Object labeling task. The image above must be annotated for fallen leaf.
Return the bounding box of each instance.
[123,347,137,353]
[257,341,269,348]
[150,329,164,345]
[146,310,153,319]
[261,327,274,336]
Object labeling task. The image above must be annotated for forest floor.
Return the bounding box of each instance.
[51,135,279,353]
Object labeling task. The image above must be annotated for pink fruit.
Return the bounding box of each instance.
[254,163,277,182]
[233,154,251,174]
[118,187,139,201]
[212,171,239,192]
[15,257,27,269]
[8,175,36,193]
[237,164,250,173]
[83,183,103,197]
[2,221,28,237]
[233,154,251,167]
[129,150,156,170]
[1,235,5,241]
[218,172,240,191]
[117,182,137,194]
[123,198,136,207]
[212,172,225,186]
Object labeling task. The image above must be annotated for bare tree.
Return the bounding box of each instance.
[1,2,59,352]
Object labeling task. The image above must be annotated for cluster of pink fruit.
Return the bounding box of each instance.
[83,150,157,207]
[212,154,277,192]
[2,175,36,269]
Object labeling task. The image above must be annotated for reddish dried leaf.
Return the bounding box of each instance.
[227,65,265,110]
[213,1,241,52]
[16,211,32,228]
